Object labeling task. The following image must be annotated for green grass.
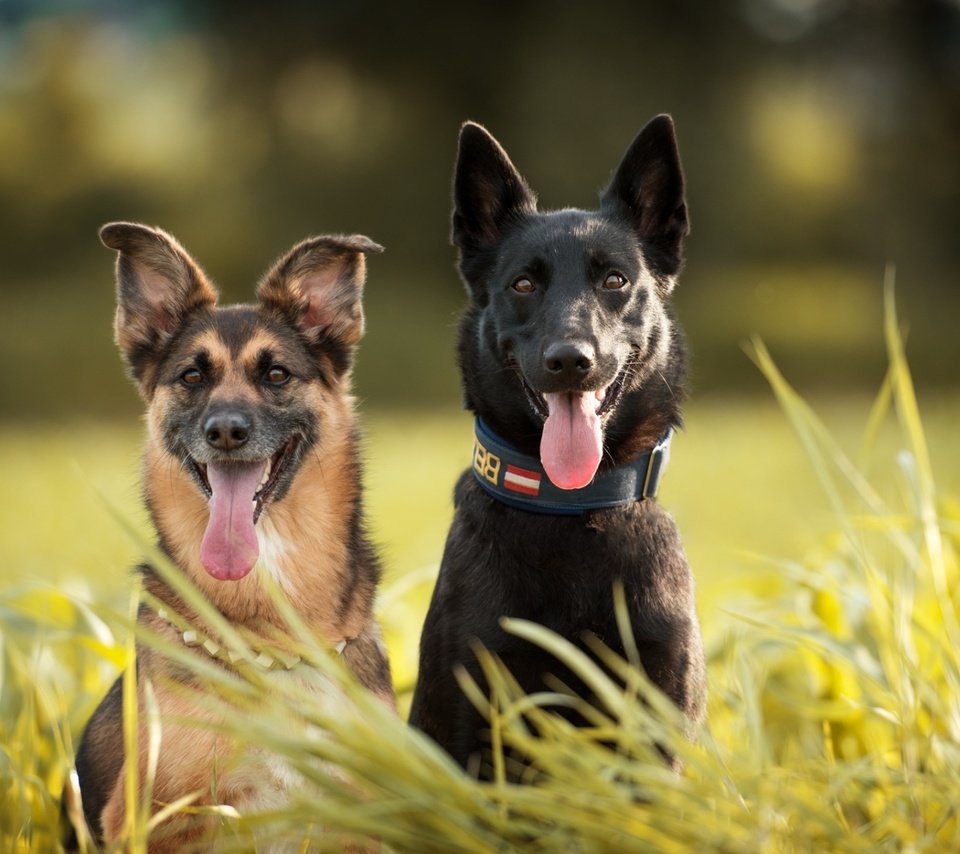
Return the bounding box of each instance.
[2,290,960,850]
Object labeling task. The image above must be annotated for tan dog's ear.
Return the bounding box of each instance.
[257,234,383,375]
[100,222,218,386]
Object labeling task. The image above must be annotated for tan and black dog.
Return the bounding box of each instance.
[70,223,393,848]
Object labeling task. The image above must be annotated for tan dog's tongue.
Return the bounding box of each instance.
[199,461,267,580]
[540,392,603,489]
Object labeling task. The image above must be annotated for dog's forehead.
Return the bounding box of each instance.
[510,210,639,255]
[503,210,641,269]
[167,305,305,364]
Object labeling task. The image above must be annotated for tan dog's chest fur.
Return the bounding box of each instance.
[71,223,392,850]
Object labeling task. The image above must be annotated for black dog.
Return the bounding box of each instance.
[409,116,706,773]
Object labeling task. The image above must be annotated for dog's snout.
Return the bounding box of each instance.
[543,341,595,380]
[204,411,251,451]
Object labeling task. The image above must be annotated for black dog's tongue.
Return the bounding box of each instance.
[199,460,267,581]
[540,391,603,489]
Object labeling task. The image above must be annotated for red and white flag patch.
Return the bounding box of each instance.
[503,464,541,496]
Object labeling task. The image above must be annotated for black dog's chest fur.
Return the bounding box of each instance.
[409,116,706,774]
[451,475,682,614]
[412,473,701,769]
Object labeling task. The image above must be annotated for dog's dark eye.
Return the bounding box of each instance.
[265,366,290,385]
[181,369,204,386]
[511,277,536,294]
[603,272,628,290]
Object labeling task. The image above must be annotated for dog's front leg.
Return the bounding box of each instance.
[98,686,237,851]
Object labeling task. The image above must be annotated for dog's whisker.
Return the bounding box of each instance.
[657,370,675,399]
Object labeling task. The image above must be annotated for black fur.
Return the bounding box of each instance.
[409,116,706,774]
[68,673,125,846]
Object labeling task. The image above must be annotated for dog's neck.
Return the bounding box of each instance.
[470,417,672,515]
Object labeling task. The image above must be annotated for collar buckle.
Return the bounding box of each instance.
[641,429,673,500]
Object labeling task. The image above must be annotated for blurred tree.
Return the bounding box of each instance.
[0,0,956,419]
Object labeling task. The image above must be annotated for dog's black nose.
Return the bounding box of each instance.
[204,412,251,451]
[543,341,595,381]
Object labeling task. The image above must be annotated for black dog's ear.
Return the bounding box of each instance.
[452,122,537,254]
[257,234,383,376]
[101,222,218,386]
[601,115,689,287]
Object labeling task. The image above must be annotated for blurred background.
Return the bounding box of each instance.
[2,5,960,843]
[1,0,957,419]
[1,0,958,682]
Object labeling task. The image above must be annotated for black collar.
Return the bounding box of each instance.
[471,417,673,515]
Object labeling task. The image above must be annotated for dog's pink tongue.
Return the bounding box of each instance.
[540,392,603,490]
[200,461,267,581]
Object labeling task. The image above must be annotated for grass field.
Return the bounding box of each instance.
[4,392,958,691]
[2,307,959,850]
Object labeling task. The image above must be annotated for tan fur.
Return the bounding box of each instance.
[98,386,392,847]
[85,223,392,851]
[100,675,233,849]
